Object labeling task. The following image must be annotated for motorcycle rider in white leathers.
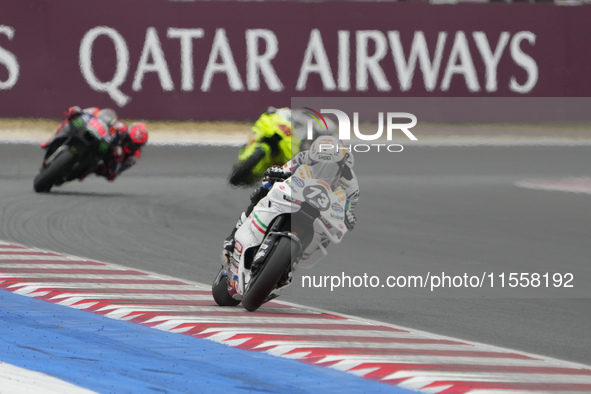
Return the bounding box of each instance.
[223,135,359,256]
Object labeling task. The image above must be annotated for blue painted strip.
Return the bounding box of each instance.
[0,290,413,393]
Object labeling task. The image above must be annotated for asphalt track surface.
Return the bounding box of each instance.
[1,142,590,367]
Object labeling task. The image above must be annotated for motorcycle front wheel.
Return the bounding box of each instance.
[242,236,294,312]
[33,149,75,193]
[212,268,241,306]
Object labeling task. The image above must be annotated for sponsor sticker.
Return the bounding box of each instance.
[291,177,305,188]
[282,194,297,203]
[330,212,344,221]
[316,180,331,190]
[235,240,243,254]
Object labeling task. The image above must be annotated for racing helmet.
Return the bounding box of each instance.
[273,107,293,137]
[127,122,149,150]
[253,107,293,139]
[307,136,348,187]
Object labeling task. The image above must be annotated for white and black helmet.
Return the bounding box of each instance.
[307,136,349,186]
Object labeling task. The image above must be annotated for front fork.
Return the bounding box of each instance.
[43,145,68,167]
[213,264,240,300]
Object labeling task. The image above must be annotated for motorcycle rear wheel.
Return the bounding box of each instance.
[33,149,75,193]
[242,236,293,312]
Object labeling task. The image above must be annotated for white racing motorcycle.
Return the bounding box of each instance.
[212,164,348,312]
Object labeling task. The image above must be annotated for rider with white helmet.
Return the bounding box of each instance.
[223,135,359,255]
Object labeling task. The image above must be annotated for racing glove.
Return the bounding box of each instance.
[264,166,291,183]
[345,210,357,231]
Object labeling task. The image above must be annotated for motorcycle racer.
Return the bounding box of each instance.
[228,106,336,186]
[42,106,147,182]
[42,106,125,161]
[223,135,359,258]
[95,122,149,181]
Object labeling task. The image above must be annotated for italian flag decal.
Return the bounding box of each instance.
[252,214,267,234]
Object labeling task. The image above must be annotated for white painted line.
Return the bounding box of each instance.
[515,177,591,195]
[147,317,358,328]
[381,371,591,384]
[0,264,118,269]
[319,355,552,367]
[3,283,201,291]
[98,305,294,314]
[250,341,473,351]
[34,293,216,301]
[0,255,99,261]
[0,361,98,394]
[0,274,151,279]
[190,327,421,338]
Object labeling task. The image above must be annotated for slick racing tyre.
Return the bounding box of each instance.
[33,149,75,193]
[242,237,294,312]
[229,146,266,187]
[212,269,241,306]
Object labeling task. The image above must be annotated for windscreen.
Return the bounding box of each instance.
[308,161,340,186]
